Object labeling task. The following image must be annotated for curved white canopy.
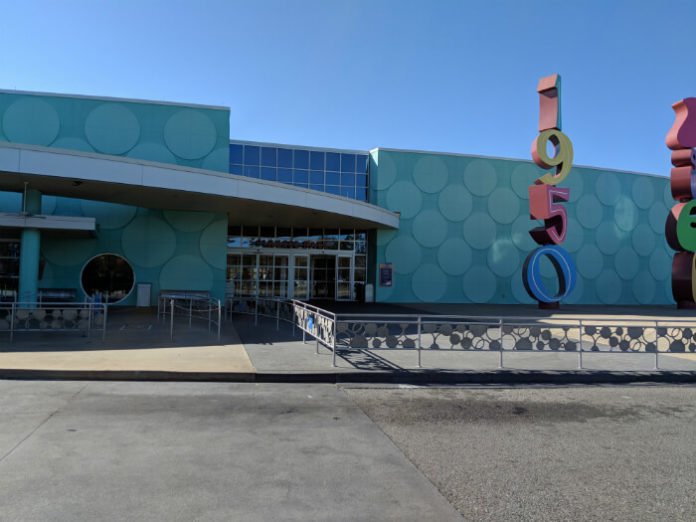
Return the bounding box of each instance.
[0,142,399,230]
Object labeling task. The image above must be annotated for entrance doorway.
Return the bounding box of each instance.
[310,255,336,300]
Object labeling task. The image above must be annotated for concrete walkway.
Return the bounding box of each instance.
[2,306,696,384]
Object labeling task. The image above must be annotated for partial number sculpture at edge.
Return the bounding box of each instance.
[522,74,577,308]
[666,98,696,308]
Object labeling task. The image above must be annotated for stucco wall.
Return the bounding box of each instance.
[371,149,673,305]
[0,91,230,172]
[0,191,227,305]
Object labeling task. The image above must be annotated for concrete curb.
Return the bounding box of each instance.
[2,368,696,385]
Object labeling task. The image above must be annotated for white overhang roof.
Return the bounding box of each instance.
[0,143,399,230]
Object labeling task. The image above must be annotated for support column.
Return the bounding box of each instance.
[18,189,42,304]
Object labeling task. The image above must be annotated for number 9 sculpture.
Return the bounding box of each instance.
[522,74,577,308]
[666,98,696,308]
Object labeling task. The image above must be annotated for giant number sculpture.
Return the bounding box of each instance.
[522,74,577,308]
[666,98,696,308]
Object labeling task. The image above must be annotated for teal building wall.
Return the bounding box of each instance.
[0,192,227,305]
[370,149,673,305]
[0,90,230,171]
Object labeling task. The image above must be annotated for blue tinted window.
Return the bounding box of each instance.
[278,168,293,183]
[293,170,308,183]
[310,183,324,192]
[341,173,355,186]
[310,171,324,185]
[278,148,292,168]
[229,164,243,175]
[326,186,341,196]
[230,144,243,164]
[356,188,368,201]
[341,153,356,172]
[261,167,277,181]
[261,147,277,167]
[356,173,368,187]
[340,187,356,199]
[356,155,368,173]
[326,172,340,185]
[326,152,340,171]
[294,150,309,169]
[244,146,260,165]
[310,151,324,170]
[294,181,309,189]
[244,165,259,178]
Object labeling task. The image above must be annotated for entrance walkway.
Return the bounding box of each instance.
[0,308,254,376]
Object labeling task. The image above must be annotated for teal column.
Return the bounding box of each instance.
[18,189,42,304]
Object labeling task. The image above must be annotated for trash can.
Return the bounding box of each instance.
[136,283,152,307]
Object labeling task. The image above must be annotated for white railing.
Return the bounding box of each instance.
[227,298,696,369]
[0,301,108,342]
[158,293,222,341]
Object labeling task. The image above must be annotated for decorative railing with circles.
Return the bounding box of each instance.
[0,302,108,342]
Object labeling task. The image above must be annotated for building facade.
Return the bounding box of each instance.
[0,89,673,307]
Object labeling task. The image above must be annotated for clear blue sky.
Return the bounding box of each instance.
[2,0,694,175]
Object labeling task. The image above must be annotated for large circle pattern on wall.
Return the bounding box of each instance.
[160,255,214,291]
[614,246,640,280]
[511,274,535,304]
[564,168,584,202]
[202,147,230,171]
[463,213,496,250]
[649,204,667,234]
[53,137,94,152]
[376,229,397,247]
[596,271,622,304]
[80,254,134,304]
[663,182,673,208]
[463,266,496,303]
[85,103,140,154]
[632,177,655,209]
[463,160,497,196]
[437,238,472,276]
[596,173,621,206]
[385,181,423,219]
[511,163,539,199]
[80,200,137,230]
[376,154,397,190]
[127,143,176,164]
[42,237,97,266]
[487,188,520,224]
[632,271,656,304]
[576,195,603,229]
[487,240,519,277]
[565,276,584,305]
[576,245,604,279]
[385,236,421,274]
[510,216,536,251]
[564,218,584,253]
[200,219,228,269]
[164,110,216,160]
[412,264,447,302]
[121,216,176,268]
[631,224,656,257]
[412,210,447,247]
[412,156,448,193]
[438,185,472,222]
[3,98,59,146]
[596,222,622,255]
[649,249,671,280]
[164,210,215,232]
[614,197,638,232]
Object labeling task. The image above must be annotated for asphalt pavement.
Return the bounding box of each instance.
[345,384,696,521]
[0,380,460,522]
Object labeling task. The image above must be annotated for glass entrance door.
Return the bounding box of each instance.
[310,255,335,300]
[291,255,309,299]
[336,255,352,301]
